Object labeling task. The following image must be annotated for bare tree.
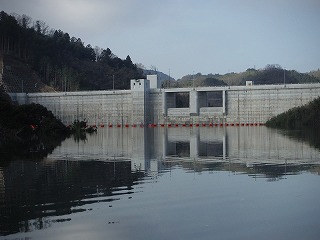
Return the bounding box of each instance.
[14,14,32,28]
[265,64,282,70]
[94,46,102,62]
[150,65,157,72]
[136,63,146,70]
[34,20,49,34]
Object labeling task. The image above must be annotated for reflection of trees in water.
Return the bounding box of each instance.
[163,161,319,180]
[248,163,318,181]
[282,128,320,150]
[0,160,145,236]
[0,132,68,162]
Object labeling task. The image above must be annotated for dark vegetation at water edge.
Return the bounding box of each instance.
[0,89,99,161]
[69,119,97,142]
[266,97,320,149]
[0,11,144,92]
[0,89,70,160]
[266,97,320,131]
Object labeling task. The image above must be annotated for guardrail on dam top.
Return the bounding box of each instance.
[8,75,320,126]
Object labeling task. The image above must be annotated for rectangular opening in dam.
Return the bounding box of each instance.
[176,92,190,108]
[207,91,223,107]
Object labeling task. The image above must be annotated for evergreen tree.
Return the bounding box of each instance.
[0,11,144,92]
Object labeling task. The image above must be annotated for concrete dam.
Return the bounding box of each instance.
[8,75,320,126]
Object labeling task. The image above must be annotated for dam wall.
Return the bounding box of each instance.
[10,90,134,125]
[225,84,320,124]
[8,76,320,125]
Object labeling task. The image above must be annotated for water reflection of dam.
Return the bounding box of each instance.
[47,127,320,172]
[163,127,226,160]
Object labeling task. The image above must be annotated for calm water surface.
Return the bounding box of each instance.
[1,127,320,240]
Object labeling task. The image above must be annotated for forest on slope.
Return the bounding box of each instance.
[0,11,144,92]
[265,97,320,149]
[266,97,320,132]
[177,65,320,87]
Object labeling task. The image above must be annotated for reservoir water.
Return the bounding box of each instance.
[1,126,320,240]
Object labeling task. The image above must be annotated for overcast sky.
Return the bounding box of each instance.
[2,0,320,79]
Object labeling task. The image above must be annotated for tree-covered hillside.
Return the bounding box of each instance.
[308,69,320,79]
[266,97,320,132]
[178,65,320,87]
[0,11,143,92]
[175,75,227,88]
[238,65,320,85]
[265,96,320,149]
